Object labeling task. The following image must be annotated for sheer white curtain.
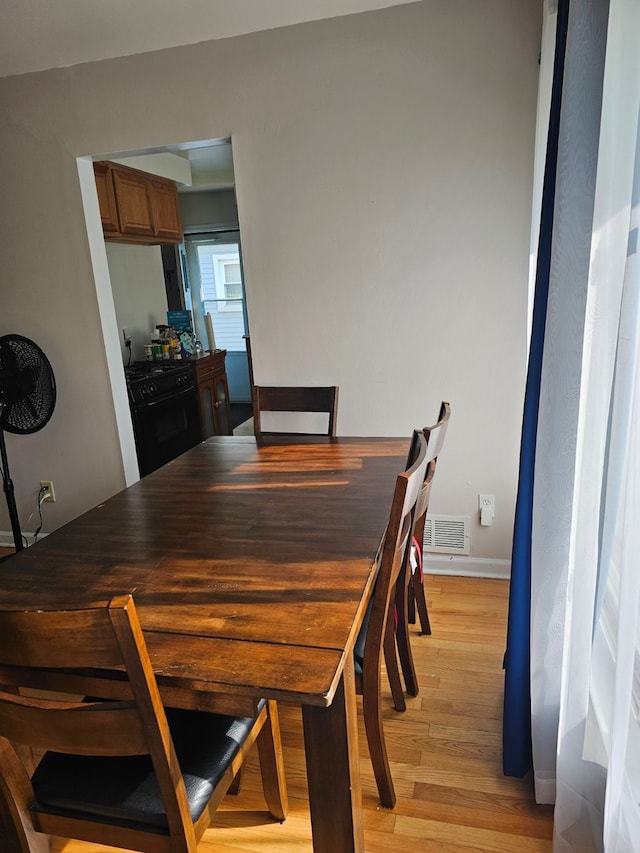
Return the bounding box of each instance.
[529,0,640,849]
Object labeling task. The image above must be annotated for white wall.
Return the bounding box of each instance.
[179,190,239,231]
[0,0,540,560]
[106,243,169,363]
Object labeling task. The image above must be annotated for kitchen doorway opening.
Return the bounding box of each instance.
[167,230,253,428]
[80,137,255,480]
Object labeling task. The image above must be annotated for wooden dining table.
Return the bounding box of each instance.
[0,435,409,853]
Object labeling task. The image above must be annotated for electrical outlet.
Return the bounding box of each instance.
[478,493,495,527]
[40,480,56,502]
[478,494,495,513]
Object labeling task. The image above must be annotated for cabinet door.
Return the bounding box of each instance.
[197,375,231,437]
[93,163,119,235]
[149,179,183,243]
[213,376,231,436]
[199,380,216,439]
[112,167,154,237]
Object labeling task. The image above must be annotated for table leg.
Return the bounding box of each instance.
[301,655,364,853]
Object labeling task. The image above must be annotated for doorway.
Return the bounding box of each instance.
[81,138,254,479]
[180,230,252,413]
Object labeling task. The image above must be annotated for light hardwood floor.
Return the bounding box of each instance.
[41,575,552,852]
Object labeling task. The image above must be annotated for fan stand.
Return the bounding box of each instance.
[0,401,24,552]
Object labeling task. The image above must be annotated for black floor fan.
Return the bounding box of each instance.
[0,334,56,552]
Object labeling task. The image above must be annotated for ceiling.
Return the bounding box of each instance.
[114,142,237,193]
[182,144,236,192]
[0,0,416,79]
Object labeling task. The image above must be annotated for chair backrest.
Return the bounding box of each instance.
[253,385,338,441]
[411,400,451,546]
[0,594,197,850]
[408,444,437,539]
[361,431,428,683]
[423,400,451,465]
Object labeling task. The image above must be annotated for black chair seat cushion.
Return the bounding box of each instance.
[30,700,266,835]
[353,549,383,678]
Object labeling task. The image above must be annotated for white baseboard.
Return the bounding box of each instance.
[0,530,48,549]
[0,531,17,548]
[423,553,511,579]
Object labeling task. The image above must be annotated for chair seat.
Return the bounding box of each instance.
[354,548,384,678]
[31,701,266,834]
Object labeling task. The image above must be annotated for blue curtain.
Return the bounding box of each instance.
[502,0,570,778]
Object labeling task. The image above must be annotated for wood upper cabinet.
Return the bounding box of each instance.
[148,178,183,242]
[111,166,155,238]
[93,162,119,235]
[94,161,183,245]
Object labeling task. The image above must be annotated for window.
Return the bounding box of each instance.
[213,254,242,310]
[182,233,247,353]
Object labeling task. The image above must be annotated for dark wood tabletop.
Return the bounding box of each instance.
[0,435,408,853]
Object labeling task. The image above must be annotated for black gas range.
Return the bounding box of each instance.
[125,361,202,477]
[125,361,194,406]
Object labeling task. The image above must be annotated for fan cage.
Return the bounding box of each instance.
[0,334,56,434]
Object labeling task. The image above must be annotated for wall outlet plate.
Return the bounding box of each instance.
[40,480,56,502]
[478,493,495,513]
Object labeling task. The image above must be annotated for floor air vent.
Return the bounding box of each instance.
[423,515,471,555]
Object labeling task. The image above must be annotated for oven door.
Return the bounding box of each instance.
[131,385,202,477]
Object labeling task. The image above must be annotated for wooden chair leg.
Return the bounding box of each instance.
[227,767,242,795]
[256,700,288,822]
[362,671,396,809]
[408,582,416,624]
[0,739,50,853]
[394,566,419,697]
[383,608,406,711]
[411,573,432,635]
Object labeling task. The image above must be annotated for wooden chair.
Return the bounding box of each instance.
[353,430,428,808]
[410,401,451,635]
[0,594,288,853]
[393,402,451,699]
[394,444,436,699]
[253,385,338,442]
